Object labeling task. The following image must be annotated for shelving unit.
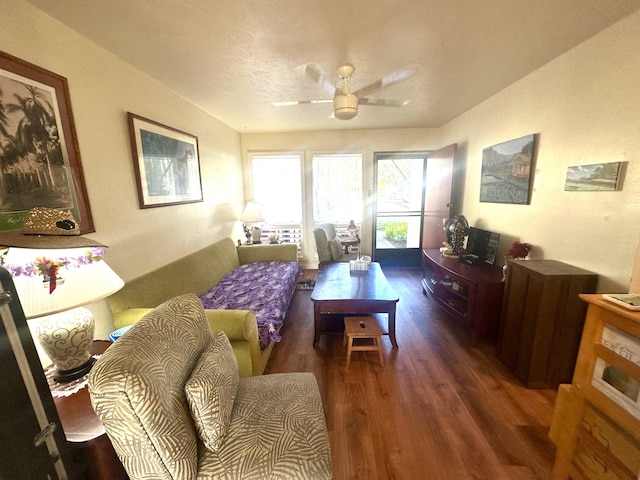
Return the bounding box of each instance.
[422,249,505,345]
[549,294,640,480]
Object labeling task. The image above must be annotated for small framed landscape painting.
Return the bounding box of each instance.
[480,134,536,205]
[564,162,625,191]
[128,113,203,208]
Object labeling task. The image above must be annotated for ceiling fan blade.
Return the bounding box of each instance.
[297,63,336,95]
[352,69,412,98]
[359,98,410,107]
[271,99,333,107]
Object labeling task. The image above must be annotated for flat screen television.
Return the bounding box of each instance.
[465,227,500,265]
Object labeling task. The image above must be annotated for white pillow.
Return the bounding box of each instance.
[184,331,239,452]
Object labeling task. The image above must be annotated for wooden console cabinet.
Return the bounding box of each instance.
[498,259,598,388]
[421,248,504,345]
[549,294,640,480]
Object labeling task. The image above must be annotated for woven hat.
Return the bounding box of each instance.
[21,207,80,236]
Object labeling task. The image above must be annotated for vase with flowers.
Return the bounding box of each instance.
[503,241,532,281]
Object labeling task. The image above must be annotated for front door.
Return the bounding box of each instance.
[423,144,456,249]
[373,152,427,267]
[373,146,455,267]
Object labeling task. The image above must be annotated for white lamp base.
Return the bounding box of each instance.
[251,226,262,244]
[36,306,95,382]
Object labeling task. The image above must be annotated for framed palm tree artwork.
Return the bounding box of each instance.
[0,50,94,233]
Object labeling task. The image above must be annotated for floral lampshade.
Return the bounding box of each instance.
[1,245,124,381]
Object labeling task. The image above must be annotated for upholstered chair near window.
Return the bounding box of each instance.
[313,223,358,268]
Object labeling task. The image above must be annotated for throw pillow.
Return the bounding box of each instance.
[328,237,343,260]
[184,330,239,452]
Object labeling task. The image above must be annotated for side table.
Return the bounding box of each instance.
[338,236,360,254]
[51,340,128,479]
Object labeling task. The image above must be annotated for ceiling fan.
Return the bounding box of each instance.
[272,64,412,120]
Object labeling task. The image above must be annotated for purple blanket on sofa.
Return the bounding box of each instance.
[199,261,302,349]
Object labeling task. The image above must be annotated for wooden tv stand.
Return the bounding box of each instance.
[421,248,505,345]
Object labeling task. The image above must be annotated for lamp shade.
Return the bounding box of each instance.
[240,201,265,223]
[1,246,124,319]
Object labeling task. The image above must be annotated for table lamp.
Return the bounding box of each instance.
[347,220,359,240]
[240,201,265,244]
[1,243,124,382]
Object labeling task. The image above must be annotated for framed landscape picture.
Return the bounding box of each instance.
[0,50,94,232]
[480,134,536,205]
[128,113,203,208]
[564,161,625,191]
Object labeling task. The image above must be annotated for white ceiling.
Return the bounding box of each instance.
[26,0,640,133]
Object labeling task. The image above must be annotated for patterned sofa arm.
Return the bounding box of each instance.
[205,309,261,377]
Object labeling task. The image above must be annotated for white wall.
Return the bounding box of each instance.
[1,0,245,281]
[437,9,640,293]
[243,10,640,292]
[2,1,245,343]
[3,1,638,298]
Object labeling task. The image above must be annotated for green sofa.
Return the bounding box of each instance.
[107,238,299,377]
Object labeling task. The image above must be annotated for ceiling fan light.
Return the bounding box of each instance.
[333,93,358,120]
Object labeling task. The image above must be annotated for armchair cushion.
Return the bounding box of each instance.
[185,331,239,452]
[198,373,333,479]
[328,237,343,260]
[89,294,211,480]
[313,227,332,264]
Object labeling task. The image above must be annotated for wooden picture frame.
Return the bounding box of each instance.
[127,113,203,208]
[0,50,94,233]
[480,134,537,205]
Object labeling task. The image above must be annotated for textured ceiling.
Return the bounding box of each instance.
[26,0,640,133]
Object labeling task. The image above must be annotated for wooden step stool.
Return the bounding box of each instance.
[343,316,384,368]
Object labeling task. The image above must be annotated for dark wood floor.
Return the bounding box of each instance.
[265,267,557,480]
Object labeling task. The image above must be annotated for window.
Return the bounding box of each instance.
[312,153,362,224]
[250,154,302,245]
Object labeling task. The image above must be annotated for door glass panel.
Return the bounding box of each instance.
[376,157,424,214]
[376,215,422,249]
[375,156,425,251]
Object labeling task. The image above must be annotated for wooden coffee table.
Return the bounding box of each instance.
[311,262,399,348]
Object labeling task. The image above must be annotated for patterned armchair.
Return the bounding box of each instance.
[88,294,332,480]
[313,223,359,268]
